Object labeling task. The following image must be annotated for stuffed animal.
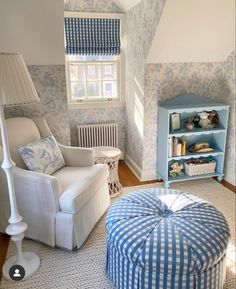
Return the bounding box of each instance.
[169,162,184,178]
[208,110,219,128]
[198,110,219,129]
[184,116,200,130]
[198,111,210,128]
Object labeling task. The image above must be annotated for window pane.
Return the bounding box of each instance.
[102,63,116,80]
[86,64,101,81]
[87,82,101,99]
[67,58,119,102]
[87,65,96,76]
[70,64,85,81]
[103,81,117,98]
[71,82,85,99]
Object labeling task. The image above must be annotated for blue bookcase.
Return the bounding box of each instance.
[157,95,230,188]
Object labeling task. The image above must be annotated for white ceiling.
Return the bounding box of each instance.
[114,0,141,11]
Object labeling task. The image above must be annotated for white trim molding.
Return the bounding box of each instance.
[124,153,158,182]
[68,101,125,110]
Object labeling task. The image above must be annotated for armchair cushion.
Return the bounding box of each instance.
[53,164,109,214]
[58,144,94,167]
[18,136,65,175]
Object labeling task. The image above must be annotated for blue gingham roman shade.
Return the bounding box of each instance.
[64,18,121,55]
[106,188,230,289]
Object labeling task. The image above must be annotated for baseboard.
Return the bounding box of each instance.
[224,175,236,189]
[124,154,157,182]
[141,170,158,182]
[124,154,143,181]
[221,179,236,193]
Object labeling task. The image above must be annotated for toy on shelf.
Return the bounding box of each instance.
[184,116,200,130]
[184,110,219,130]
[169,162,184,178]
[198,110,219,129]
[188,142,214,153]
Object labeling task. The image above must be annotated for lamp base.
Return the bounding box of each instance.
[2,252,40,281]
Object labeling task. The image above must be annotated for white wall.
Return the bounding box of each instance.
[147,0,235,63]
[0,0,65,65]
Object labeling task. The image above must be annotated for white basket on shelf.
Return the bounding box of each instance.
[184,159,216,176]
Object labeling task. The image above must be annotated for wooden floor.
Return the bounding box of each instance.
[0,233,9,280]
[118,161,158,187]
[0,161,234,280]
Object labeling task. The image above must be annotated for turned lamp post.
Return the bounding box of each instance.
[0,53,40,280]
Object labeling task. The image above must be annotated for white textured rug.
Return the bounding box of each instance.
[0,179,235,289]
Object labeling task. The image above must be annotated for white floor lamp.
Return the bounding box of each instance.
[0,53,40,280]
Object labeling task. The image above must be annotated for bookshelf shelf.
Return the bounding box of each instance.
[168,150,224,161]
[169,127,226,137]
[167,172,222,182]
[157,95,230,188]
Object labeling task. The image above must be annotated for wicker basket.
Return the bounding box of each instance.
[184,159,216,176]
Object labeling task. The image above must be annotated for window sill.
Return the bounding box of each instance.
[68,100,125,110]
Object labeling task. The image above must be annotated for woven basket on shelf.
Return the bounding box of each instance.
[184,160,216,176]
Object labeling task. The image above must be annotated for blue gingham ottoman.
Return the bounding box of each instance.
[105,188,230,289]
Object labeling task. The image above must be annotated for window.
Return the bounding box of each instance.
[64,13,124,105]
[66,54,119,102]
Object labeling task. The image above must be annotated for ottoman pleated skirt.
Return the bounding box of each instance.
[106,242,226,289]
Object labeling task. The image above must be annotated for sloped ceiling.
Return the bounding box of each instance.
[147,0,235,63]
[114,0,141,11]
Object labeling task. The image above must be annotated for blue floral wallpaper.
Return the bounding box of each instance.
[5,65,71,146]
[222,50,236,185]
[144,49,235,185]
[125,0,166,168]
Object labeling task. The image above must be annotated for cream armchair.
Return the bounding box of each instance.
[0,117,110,250]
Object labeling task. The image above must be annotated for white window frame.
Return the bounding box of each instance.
[64,11,126,108]
[66,58,120,103]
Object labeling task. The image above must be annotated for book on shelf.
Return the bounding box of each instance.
[177,142,182,157]
[180,139,186,156]
[168,137,186,158]
[168,137,173,158]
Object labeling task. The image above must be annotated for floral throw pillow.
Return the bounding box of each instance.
[18,136,65,175]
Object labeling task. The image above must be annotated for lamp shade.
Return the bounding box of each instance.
[0,53,40,107]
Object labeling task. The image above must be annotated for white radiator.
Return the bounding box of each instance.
[77,123,118,148]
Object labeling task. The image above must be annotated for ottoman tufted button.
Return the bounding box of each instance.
[161,208,172,217]
[106,188,230,289]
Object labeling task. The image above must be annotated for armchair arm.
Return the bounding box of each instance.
[13,167,61,213]
[58,144,95,167]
